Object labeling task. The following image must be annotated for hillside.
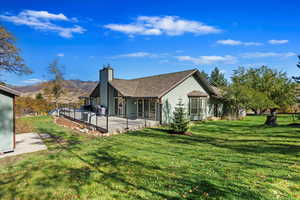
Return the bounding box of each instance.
[12,80,98,103]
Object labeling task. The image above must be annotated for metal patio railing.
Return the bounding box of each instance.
[58,104,159,133]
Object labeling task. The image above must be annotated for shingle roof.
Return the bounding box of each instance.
[90,83,100,97]
[187,90,208,97]
[109,69,198,97]
[211,86,222,96]
[0,85,21,96]
[90,69,220,98]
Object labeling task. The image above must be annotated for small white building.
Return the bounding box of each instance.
[0,85,20,153]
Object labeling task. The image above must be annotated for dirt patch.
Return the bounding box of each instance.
[16,119,34,134]
[55,117,84,129]
[170,132,193,136]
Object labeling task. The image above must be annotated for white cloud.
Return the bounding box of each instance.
[104,16,221,36]
[113,52,157,58]
[268,39,289,45]
[57,53,64,57]
[22,78,46,84]
[22,10,68,21]
[176,55,237,64]
[0,10,85,38]
[216,39,262,46]
[159,59,169,63]
[242,52,296,58]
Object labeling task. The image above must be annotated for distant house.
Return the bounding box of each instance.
[0,85,20,153]
[84,67,224,124]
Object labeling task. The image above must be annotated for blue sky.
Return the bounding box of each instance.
[1,0,299,85]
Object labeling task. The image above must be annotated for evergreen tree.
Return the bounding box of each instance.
[200,70,209,80]
[209,67,228,87]
[292,55,300,83]
[170,99,189,134]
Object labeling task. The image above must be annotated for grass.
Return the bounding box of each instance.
[0,115,300,200]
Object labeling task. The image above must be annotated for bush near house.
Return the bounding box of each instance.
[170,100,189,134]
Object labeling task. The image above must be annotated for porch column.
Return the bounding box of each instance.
[142,99,145,119]
[154,102,157,121]
[136,99,138,118]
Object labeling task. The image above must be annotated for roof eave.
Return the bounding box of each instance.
[0,85,21,96]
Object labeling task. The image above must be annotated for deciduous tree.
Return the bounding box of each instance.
[44,59,65,109]
[228,66,296,125]
[0,26,31,76]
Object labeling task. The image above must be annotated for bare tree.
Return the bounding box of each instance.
[0,26,31,76]
[44,59,65,110]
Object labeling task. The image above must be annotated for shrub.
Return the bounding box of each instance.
[170,100,189,134]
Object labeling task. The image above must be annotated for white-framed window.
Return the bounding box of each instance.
[189,97,207,116]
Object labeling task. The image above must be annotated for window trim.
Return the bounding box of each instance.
[189,97,207,116]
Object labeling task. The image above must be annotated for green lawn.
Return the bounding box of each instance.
[0,115,300,200]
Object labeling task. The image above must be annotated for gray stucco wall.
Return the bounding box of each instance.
[0,91,14,152]
[161,75,214,124]
[126,98,137,118]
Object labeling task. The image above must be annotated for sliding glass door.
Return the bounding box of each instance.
[136,98,158,120]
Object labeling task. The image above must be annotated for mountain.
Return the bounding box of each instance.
[12,80,98,103]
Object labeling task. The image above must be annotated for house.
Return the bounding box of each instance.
[0,85,20,153]
[85,66,224,124]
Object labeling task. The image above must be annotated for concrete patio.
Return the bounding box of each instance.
[0,133,47,159]
[61,109,160,133]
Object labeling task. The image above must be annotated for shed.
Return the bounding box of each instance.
[0,85,20,153]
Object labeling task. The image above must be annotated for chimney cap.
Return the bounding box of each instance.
[102,64,113,70]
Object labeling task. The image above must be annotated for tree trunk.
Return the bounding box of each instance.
[251,108,258,115]
[260,109,267,115]
[265,108,278,126]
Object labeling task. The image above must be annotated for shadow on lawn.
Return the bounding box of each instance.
[1,119,294,199]
[142,125,300,156]
[0,140,267,200]
[57,146,266,200]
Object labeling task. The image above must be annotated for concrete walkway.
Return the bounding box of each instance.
[0,133,47,159]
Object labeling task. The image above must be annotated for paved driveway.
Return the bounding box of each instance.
[0,133,47,159]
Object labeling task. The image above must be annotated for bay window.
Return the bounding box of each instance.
[189,97,207,119]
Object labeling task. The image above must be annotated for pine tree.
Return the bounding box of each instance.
[209,67,227,87]
[292,55,300,83]
[200,70,209,80]
[170,99,189,134]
